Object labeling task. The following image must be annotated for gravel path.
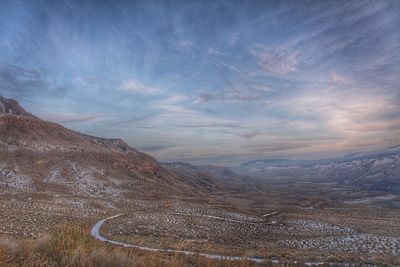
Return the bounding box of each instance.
[90,213,266,263]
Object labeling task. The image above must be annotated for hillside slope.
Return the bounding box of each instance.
[0,96,216,199]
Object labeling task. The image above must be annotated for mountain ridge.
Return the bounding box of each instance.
[0,95,260,198]
[234,147,400,194]
[237,145,400,169]
[0,96,226,198]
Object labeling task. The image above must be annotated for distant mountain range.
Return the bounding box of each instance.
[161,162,263,193]
[234,147,400,194]
[236,146,400,170]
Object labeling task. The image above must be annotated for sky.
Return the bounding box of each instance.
[0,0,399,166]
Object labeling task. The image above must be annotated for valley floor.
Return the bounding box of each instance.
[0,184,399,266]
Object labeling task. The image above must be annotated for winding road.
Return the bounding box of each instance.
[90,213,341,266]
[90,213,266,263]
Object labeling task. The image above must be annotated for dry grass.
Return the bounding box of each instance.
[0,224,258,267]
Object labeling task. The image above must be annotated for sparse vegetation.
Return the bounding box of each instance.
[0,224,258,267]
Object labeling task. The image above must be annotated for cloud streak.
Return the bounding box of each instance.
[0,64,64,98]
[120,79,159,95]
[40,113,106,123]
[250,46,299,74]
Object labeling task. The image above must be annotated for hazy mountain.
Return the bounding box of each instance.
[235,147,400,193]
[162,162,263,192]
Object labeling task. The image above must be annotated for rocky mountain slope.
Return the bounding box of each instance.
[0,96,225,199]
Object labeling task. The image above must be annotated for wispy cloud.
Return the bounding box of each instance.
[208,48,230,57]
[221,129,261,139]
[192,92,214,104]
[192,87,268,105]
[214,61,240,73]
[39,113,106,123]
[250,45,299,74]
[120,79,158,95]
[110,114,159,126]
[151,95,247,130]
[331,72,352,85]
[138,144,180,152]
[0,64,64,98]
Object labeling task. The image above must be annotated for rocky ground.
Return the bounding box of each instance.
[0,185,399,266]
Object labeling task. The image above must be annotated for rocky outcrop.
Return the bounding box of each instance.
[0,96,37,118]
